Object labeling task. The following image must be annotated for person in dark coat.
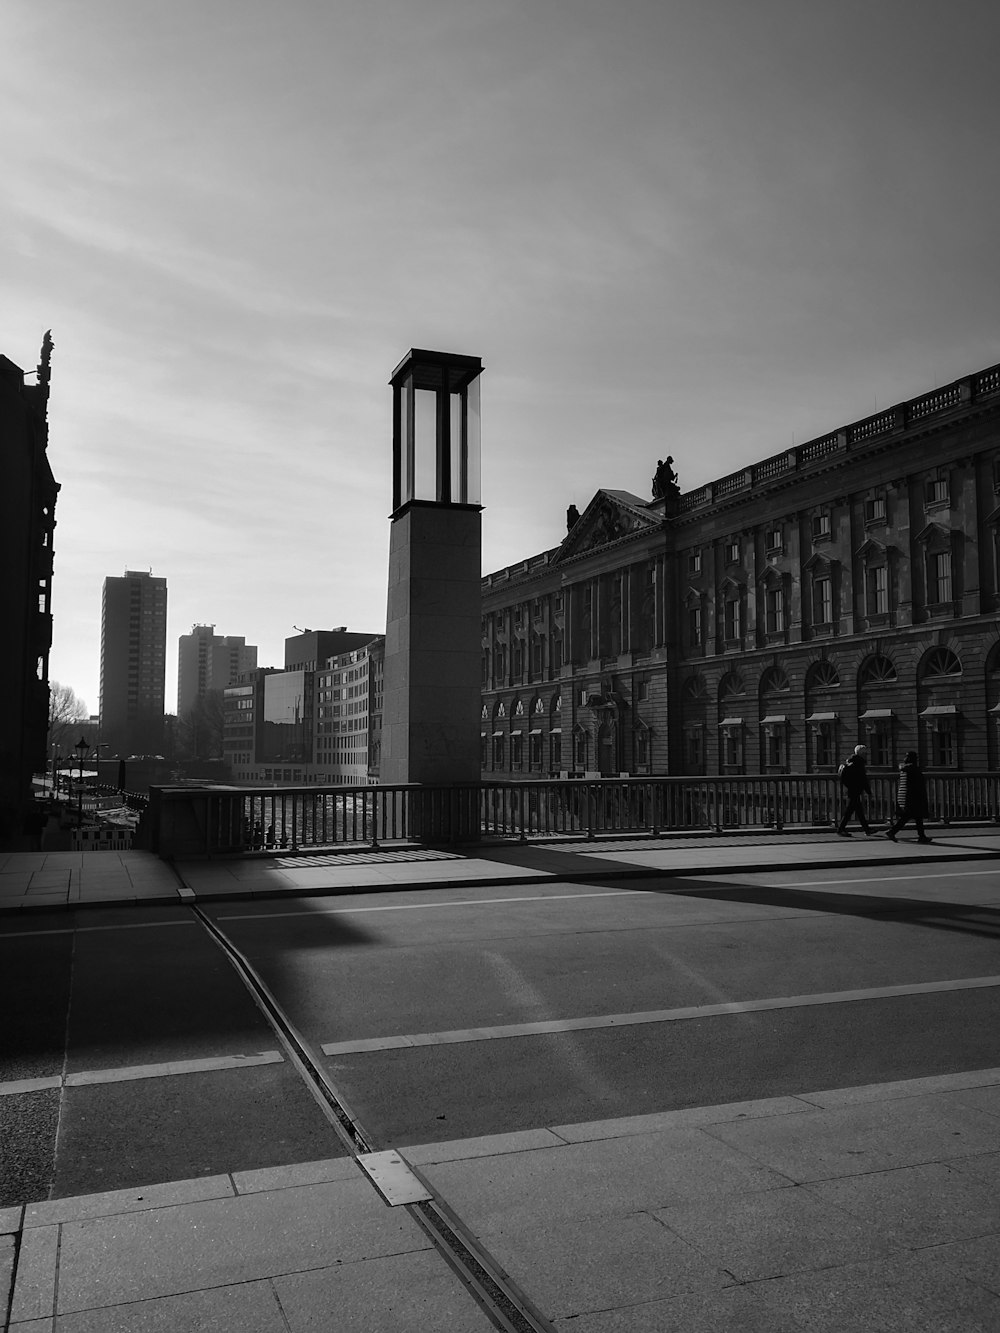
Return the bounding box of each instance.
[837,744,873,836]
[885,751,932,843]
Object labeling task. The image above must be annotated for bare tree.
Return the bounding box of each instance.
[177,690,226,762]
[48,682,88,756]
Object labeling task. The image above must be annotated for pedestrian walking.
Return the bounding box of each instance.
[885,750,932,843]
[837,744,873,836]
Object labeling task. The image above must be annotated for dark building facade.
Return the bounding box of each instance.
[100,570,168,758]
[0,334,58,838]
[481,361,1000,779]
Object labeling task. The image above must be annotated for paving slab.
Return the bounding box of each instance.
[747,1251,1000,1332]
[52,1179,429,1312]
[701,1093,1000,1180]
[479,1211,730,1319]
[653,1182,894,1281]
[17,1279,290,1332]
[805,1160,1000,1249]
[272,1248,498,1332]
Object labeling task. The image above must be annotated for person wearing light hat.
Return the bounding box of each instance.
[837,744,874,837]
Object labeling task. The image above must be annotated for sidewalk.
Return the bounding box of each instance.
[5,1067,1000,1330]
[1,825,999,913]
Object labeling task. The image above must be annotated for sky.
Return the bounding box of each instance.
[5,0,1000,716]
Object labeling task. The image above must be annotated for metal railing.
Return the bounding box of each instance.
[140,773,1000,859]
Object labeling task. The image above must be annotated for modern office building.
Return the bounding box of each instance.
[177,625,257,717]
[480,360,1000,778]
[0,334,58,839]
[99,570,168,758]
[223,631,383,785]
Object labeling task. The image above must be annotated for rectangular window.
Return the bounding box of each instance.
[765,586,785,634]
[865,496,886,524]
[551,638,563,673]
[726,540,740,565]
[549,732,562,769]
[765,527,782,553]
[531,638,543,677]
[764,725,786,770]
[724,598,741,642]
[635,728,649,768]
[511,734,523,771]
[529,733,543,769]
[926,477,949,506]
[722,726,743,772]
[813,576,832,625]
[688,550,702,575]
[688,605,703,647]
[865,565,889,616]
[492,736,504,768]
[811,513,831,540]
[928,719,956,768]
[865,719,892,768]
[813,722,834,769]
[685,728,704,772]
[930,550,953,604]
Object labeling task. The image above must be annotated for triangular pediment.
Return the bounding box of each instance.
[914,521,952,546]
[559,490,662,560]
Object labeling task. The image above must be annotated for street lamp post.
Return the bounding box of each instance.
[51,749,62,807]
[74,736,91,827]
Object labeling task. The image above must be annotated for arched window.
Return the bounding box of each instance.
[759,666,790,694]
[759,667,790,773]
[683,674,708,700]
[572,723,589,772]
[858,654,899,768]
[719,671,746,701]
[920,647,962,679]
[718,672,746,774]
[806,660,841,690]
[805,660,841,771]
[918,647,962,769]
[860,655,897,685]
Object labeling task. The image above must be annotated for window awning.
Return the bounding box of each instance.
[492,730,503,737]
[529,728,542,735]
[858,708,893,719]
[719,716,744,727]
[760,714,786,724]
[550,727,562,734]
[920,704,958,716]
[510,728,523,735]
[806,712,838,722]
[990,703,1000,715]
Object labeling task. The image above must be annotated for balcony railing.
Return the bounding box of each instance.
[139,774,1000,859]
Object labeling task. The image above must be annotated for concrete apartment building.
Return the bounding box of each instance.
[177,625,257,717]
[223,630,382,785]
[0,335,58,840]
[480,360,1000,779]
[99,571,168,758]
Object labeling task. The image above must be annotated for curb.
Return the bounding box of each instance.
[2,843,995,915]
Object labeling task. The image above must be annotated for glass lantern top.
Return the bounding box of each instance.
[391,349,483,513]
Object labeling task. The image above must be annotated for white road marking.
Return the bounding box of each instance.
[321,974,1000,1055]
[763,869,1000,889]
[0,1050,284,1096]
[0,919,196,939]
[217,888,649,922]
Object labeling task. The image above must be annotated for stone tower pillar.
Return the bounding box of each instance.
[380,350,484,814]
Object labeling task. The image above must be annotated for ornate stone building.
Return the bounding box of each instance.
[481,361,1000,778]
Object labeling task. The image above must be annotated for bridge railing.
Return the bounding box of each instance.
[139,773,1000,859]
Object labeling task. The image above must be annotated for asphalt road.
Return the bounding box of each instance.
[2,862,998,1204]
